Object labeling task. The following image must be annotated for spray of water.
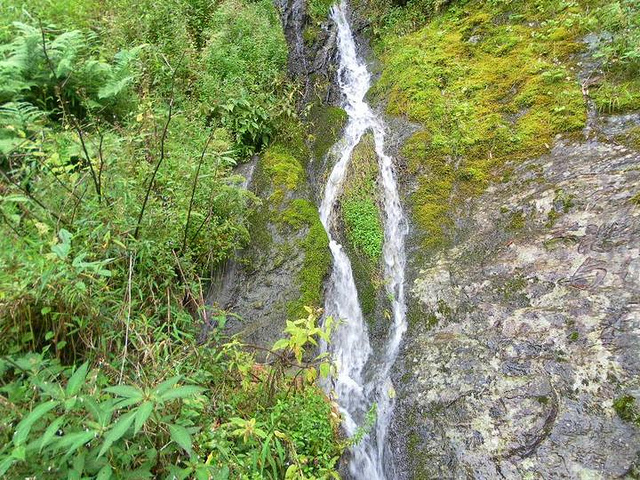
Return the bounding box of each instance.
[319,2,409,478]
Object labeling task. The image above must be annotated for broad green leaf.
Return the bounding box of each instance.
[305,367,317,383]
[285,464,300,480]
[11,445,25,461]
[272,339,289,351]
[153,375,181,396]
[195,465,212,480]
[134,401,154,434]
[104,384,143,400]
[168,423,193,456]
[53,430,96,459]
[319,362,331,379]
[160,385,205,402]
[14,400,58,445]
[214,466,229,480]
[0,456,16,477]
[71,450,86,476]
[96,464,113,480]
[39,416,66,453]
[98,410,136,457]
[84,397,114,427]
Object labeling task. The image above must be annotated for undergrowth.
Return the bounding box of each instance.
[0,0,343,477]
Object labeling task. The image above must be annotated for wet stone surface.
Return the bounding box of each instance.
[391,134,640,479]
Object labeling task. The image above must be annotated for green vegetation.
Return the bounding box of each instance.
[339,135,384,319]
[341,135,384,261]
[309,105,349,160]
[283,199,332,319]
[368,0,640,251]
[0,309,342,478]
[613,395,640,424]
[0,0,341,477]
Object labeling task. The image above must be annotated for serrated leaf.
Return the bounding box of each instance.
[134,401,153,434]
[160,385,205,402]
[168,423,193,456]
[66,361,89,397]
[98,410,136,457]
[14,400,58,445]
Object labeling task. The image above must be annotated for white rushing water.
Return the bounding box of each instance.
[319,2,409,478]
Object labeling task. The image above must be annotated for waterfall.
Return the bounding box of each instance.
[319,2,409,478]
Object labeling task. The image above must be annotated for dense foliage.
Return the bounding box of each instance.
[0,0,342,478]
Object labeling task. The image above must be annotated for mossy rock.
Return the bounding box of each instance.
[373,0,618,252]
[283,199,331,319]
[340,134,384,262]
[308,104,348,160]
[336,134,386,322]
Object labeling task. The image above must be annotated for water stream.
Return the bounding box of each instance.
[319,2,409,478]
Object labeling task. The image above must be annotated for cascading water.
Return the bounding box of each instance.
[319,2,409,478]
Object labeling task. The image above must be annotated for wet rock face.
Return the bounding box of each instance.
[392,133,640,478]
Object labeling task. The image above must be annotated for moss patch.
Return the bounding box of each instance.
[613,395,640,424]
[247,120,331,320]
[372,0,640,252]
[283,199,331,319]
[307,0,334,24]
[615,125,640,151]
[341,134,384,261]
[337,134,385,320]
[309,104,348,160]
[262,144,305,192]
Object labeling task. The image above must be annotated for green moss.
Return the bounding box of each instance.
[546,188,574,227]
[303,25,320,47]
[309,105,348,160]
[284,199,331,319]
[307,0,334,23]
[508,211,526,231]
[343,199,384,260]
[373,0,604,251]
[250,126,330,319]
[613,395,640,424]
[332,134,385,322]
[349,251,378,318]
[537,396,549,405]
[340,135,384,261]
[632,192,640,206]
[262,144,305,191]
[500,275,527,301]
[568,331,579,342]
